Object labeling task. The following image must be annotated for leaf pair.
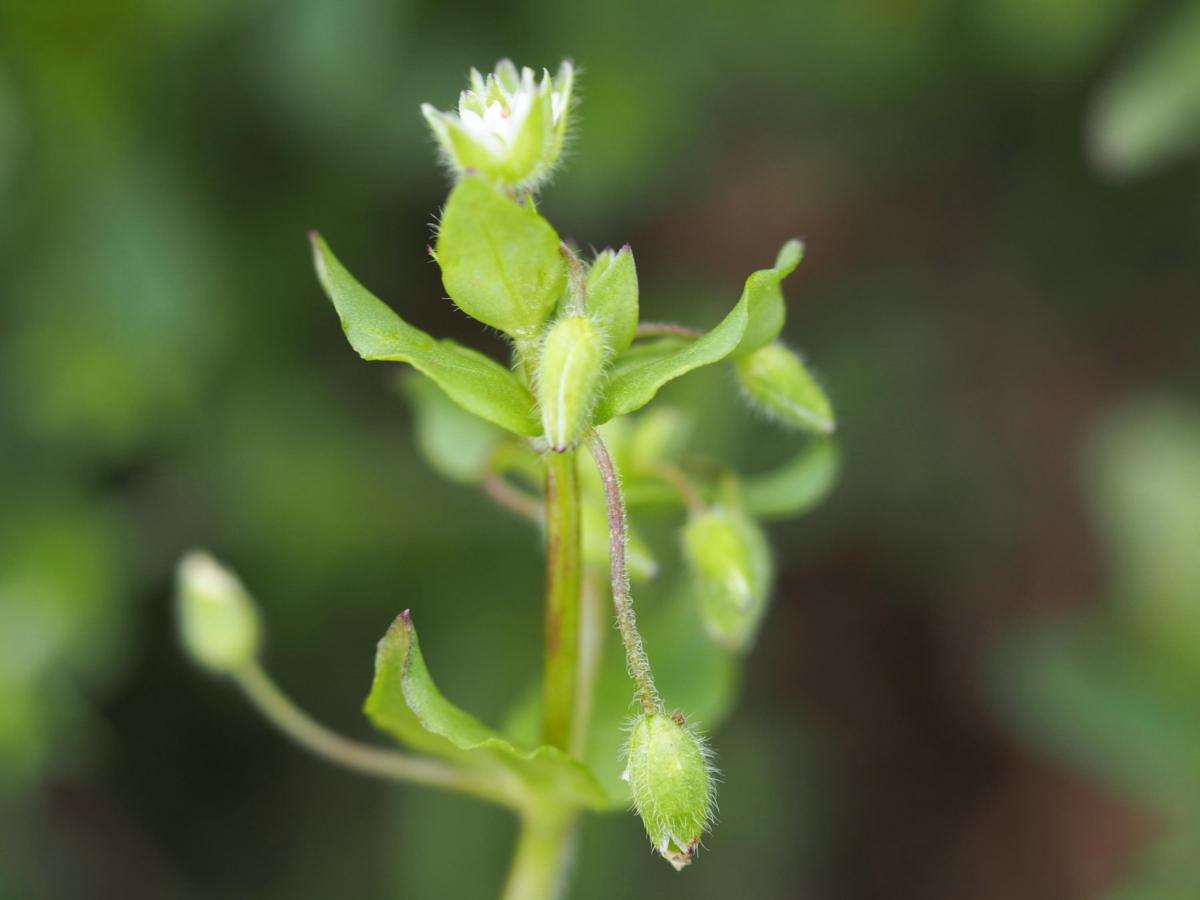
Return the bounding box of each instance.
[312,179,822,449]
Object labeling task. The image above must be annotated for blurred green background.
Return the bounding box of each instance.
[2,0,1199,897]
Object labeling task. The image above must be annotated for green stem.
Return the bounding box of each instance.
[232,662,511,807]
[570,566,605,758]
[501,810,577,900]
[585,430,661,714]
[541,449,582,751]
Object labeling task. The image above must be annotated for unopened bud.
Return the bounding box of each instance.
[177,551,260,673]
[538,314,607,451]
[624,711,715,871]
[682,508,773,651]
[735,341,834,435]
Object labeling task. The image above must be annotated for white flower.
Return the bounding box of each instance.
[421,60,575,190]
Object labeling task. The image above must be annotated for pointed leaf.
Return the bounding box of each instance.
[594,240,803,423]
[312,233,539,436]
[735,239,804,358]
[364,611,608,810]
[434,178,566,340]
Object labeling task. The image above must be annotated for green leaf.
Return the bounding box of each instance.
[401,374,503,485]
[434,178,567,340]
[586,246,639,353]
[364,611,609,810]
[1088,3,1200,179]
[993,622,1200,809]
[594,240,803,423]
[742,437,840,521]
[735,240,804,358]
[311,232,539,436]
[1086,399,1200,672]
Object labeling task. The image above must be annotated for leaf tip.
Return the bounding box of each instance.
[776,239,805,273]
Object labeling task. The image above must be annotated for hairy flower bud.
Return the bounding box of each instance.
[537,314,606,451]
[682,507,773,651]
[624,711,716,871]
[177,551,260,673]
[735,341,835,435]
[421,59,574,191]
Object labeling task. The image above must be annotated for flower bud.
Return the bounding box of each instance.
[176,551,260,674]
[624,711,715,870]
[421,60,574,191]
[735,341,835,435]
[537,314,607,451]
[682,507,773,651]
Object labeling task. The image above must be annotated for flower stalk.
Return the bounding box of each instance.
[585,429,661,714]
[541,449,583,750]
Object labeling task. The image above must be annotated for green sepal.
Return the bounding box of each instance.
[422,108,502,176]
[586,246,639,354]
[594,240,803,423]
[364,610,609,810]
[626,711,714,870]
[311,233,539,436]
[434,178,566,340]
[741,437,840,521]
[537,314,607,451]
[500,80,550,185]
[735,341,835,435]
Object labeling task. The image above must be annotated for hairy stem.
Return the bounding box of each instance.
[501,810,577,900]
[232,662,510,807]
[541,450,582,750]
[585,430,661,714]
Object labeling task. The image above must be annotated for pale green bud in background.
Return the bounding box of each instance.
[537,314,607,451]
[624,711,716,871]
[683,507,773,651]
[177,551,260,674]
[421,60,574,191]
[627,406,692,474]
[735,341,835,435]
